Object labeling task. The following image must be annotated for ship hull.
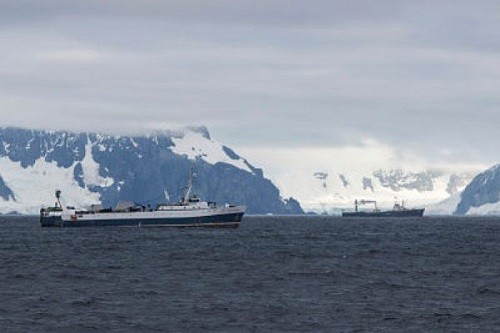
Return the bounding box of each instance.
[341,209,425,218]
[40,209,244,228]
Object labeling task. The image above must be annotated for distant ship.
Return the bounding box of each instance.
[341,199,425,217]
[40,171,245,228]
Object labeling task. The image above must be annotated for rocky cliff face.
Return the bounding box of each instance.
[0,127,303,215]
[455,164,500,215]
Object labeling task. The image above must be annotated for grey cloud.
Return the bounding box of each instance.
[1,0,404,26]
[0,1,499,166]
[1,1,497,26]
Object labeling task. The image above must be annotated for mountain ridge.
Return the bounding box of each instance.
[455,164,500,215]
[0,127,303,215]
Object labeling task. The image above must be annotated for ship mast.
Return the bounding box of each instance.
[55,190,63,209]
[181,168,196,205]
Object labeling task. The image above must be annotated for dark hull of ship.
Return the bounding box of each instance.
[40,212,244,228]
[341,209,425,218]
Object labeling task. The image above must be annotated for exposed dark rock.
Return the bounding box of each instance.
[0,127,303,215]
[455,164,500,215]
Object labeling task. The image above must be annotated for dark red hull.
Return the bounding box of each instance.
[342,208,425,218]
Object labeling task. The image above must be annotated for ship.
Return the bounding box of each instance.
[341,199,424,217]
[40,171,245,228]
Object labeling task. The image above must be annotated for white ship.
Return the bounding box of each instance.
[40,171,245,228]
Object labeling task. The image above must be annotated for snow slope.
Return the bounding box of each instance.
[0,126,300,215]
[170,130,253,173]
[425,193,462,215]
[270,165,476,214]
[0,157,105,214]
[240,143,482,215]
[467,202,500,215]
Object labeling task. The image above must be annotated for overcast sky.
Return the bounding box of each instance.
[1,0,499,169]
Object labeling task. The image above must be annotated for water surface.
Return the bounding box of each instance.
[1,215,499,331]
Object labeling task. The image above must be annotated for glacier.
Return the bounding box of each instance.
[242,140,486,215]
[279,167,477,215]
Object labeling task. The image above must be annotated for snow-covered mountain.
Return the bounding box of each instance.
[286,168,477,215]
[237,138,488,215]
[454,164,500,216]
[0,127,302,215]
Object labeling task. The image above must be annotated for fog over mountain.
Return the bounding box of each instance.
[0,126,498,216]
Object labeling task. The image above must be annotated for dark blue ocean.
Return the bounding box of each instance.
[1,215,499,331]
